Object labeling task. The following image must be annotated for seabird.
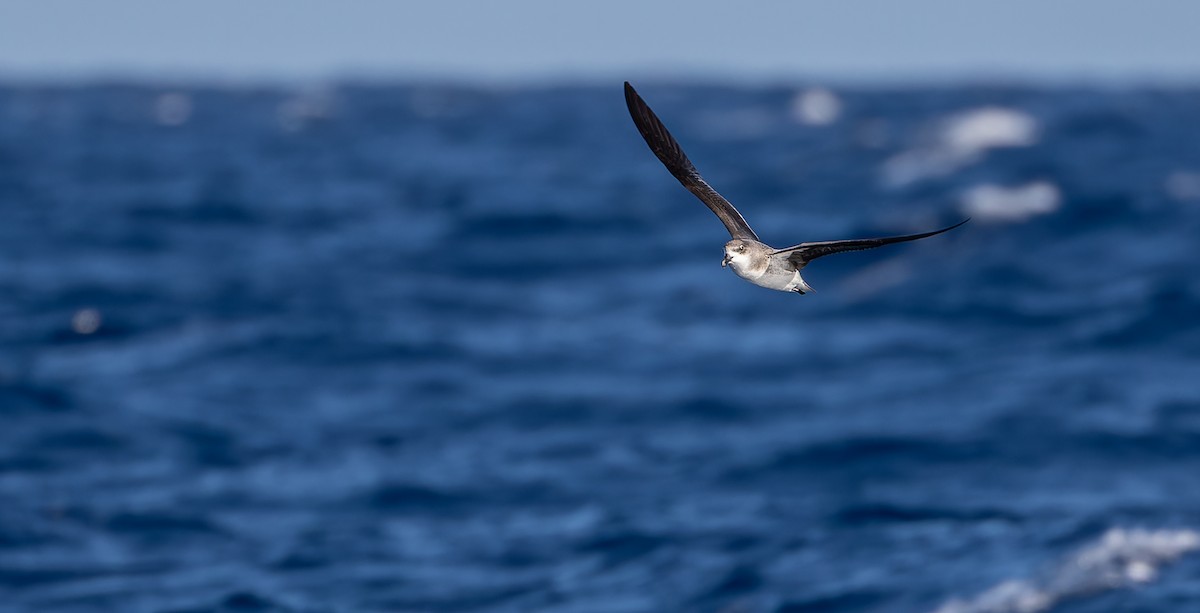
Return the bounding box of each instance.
[624,81,967,294]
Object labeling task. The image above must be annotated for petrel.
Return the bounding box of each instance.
[624,81,967,294]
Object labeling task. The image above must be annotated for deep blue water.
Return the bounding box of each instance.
[1,81,1199,612]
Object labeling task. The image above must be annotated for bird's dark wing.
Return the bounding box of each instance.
[773,219,969,268]
[624,82,759,241]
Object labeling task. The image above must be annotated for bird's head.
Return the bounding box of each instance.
[722,239,755,269]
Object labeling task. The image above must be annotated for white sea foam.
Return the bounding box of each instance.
[71,308,102,335]
[278,87,337,132]
[929,528,1200,613]
[154,92,192,126]
[791,87,841,126]
[1165,171,1200,202]
[960,182,1061,222]
[882,107,1038,187]
[941,107,1038,153]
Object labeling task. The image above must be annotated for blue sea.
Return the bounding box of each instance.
[1,81,1199,612]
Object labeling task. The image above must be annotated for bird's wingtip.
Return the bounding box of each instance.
[624,82,644,111]
[931,217,970,237]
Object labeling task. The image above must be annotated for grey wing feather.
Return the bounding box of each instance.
[624,82,759,241]
[775,219,969,267]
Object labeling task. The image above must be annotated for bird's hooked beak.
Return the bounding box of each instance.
[721,253,731,267]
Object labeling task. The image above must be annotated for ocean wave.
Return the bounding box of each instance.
[882,106,1038,188]
[960,182,1061,223]
[3,82,1199,612]
[929,528,1200,613]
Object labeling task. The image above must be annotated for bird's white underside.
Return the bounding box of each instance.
[724,250,811,293]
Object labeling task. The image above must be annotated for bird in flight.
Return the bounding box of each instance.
[624,81,967,294]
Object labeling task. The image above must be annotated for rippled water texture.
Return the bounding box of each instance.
[1,82,1199,612]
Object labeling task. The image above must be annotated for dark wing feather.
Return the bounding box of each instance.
[775,219,969,267]
[624,82,758,240]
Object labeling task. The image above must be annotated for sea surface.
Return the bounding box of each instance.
[1,81,1199,613]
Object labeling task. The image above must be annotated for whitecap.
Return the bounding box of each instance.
[882,147,975,188]
[882,107,1038,188]
[941,107,1038,154]
[154,92,192,126]
[929,527,1200,613]
[960,182,1061,222]
[1165,171,1200,202]
[278,86,337,132]
[791,87,841,126]
[71,308,102,335]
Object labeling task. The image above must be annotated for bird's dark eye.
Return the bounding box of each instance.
[737,246,746,252]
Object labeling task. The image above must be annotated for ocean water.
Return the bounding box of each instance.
[1,81,1199,613]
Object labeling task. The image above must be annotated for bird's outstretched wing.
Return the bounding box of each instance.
[773,219,969,268]
[624,82,759,241]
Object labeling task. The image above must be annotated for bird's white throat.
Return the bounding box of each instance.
[724,251,760,277]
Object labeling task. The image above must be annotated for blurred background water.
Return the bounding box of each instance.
[1,81,1199,612]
